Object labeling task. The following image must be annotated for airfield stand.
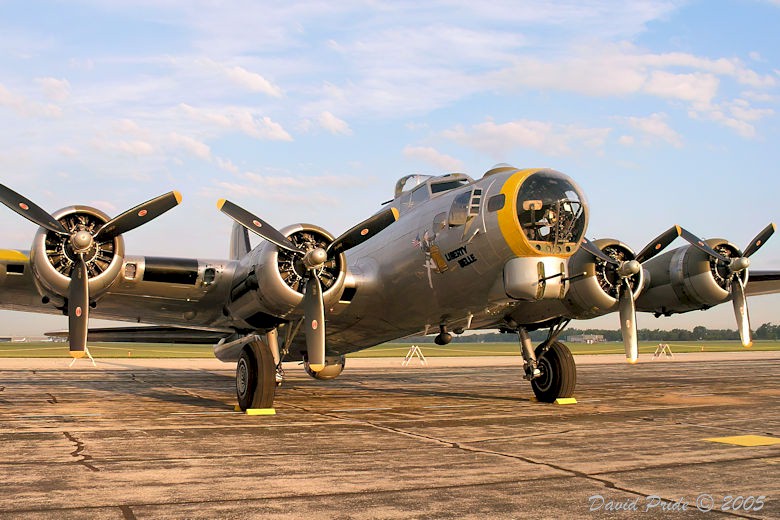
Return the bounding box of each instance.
[652,343,674,360]
[68,346,97,367]
[402,345,427,366]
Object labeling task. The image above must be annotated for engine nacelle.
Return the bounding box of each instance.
[304,355,346,380]
[225,224,347,328]
[563,239,642,319]
[28,206,125,304]
[636,239,745,316]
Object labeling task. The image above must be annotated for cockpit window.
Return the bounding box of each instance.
[430,179,469,194]
[516,171,586,247]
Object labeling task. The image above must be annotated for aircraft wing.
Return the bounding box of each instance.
[746,270,780,296]
[44,325,232,343]
[0,250,237,333]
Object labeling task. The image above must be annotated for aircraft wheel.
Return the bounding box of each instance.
[236,340,276,411]
[531,341,576,403]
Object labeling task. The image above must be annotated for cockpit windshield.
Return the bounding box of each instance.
[516,171,586,247]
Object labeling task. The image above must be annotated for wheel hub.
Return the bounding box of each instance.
[534,357,554,392]
[237,358,249,397]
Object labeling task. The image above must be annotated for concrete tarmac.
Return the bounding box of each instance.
[0,352,778,519]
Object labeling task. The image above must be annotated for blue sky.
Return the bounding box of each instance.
[0,0,779,335]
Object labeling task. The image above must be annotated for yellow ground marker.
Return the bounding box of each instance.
[246,408,276,416]
[704,435,780,447]
[233,405,276,415]
[554,397,577,405]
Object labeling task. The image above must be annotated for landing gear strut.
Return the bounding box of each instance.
[236,339,276,410]
[515,323,577,402]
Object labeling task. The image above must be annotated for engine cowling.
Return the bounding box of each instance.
[225,223,347,328]
[563,239,643,319]
[636,239,746,316]
[28,206,125,304]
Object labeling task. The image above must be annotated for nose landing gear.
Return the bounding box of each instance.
[515,325,576,403]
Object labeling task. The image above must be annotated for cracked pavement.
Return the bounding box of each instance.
[0,354,778,519]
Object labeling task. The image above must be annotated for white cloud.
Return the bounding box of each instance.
[623,113,683,147]
[442,119,611,157]
[168,133,212,161]
[216,157,240,174]
[223,65,283,97]
[0,83,61,118]
[317,111,352,136]
[643,71,719,106]
[195,58,283,97]
[688,98,773,138]
[91,138,155,157]
[403,146,464,171]
[36,77,71,102]
[728,99,774,122]
[179,104,293,141]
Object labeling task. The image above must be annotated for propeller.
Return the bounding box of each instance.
[678,223,775,348]
[581,225,681,363]
[0,185,182,357]
[217,199,398,371]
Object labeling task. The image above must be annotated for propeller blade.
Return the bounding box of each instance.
[68,256,90,357]
[635,225,681,263]
[217,199,302,254]
[731,276,752,348]
[742,223,776,258]
[0,184,68,234]
[618,280,638,363]
[95,191,182,240]
[678,227,732,264]
[303,276,326,372]
[327,207,399,257]
[580,238,620,265]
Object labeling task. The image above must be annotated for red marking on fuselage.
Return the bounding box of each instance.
[138,209,148,217]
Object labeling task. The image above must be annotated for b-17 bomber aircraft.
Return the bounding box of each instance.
[0,164,778,409]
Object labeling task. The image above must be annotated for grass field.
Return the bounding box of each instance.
[0,340,778,359]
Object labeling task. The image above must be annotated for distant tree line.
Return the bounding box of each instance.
[400,323,779,343]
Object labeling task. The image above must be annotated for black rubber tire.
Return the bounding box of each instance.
[236,340,276,411]
[531,341,576,403]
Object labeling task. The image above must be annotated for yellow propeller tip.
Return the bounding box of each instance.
[216,198,226,210]
[627,358,638,364]
[308,364,325,372]
[390,207,400,221]
[173,191,183,204]
[744,342,753,349]
[70,351,86,359]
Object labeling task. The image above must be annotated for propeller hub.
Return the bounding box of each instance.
[302,247,328,270]
[617,259,641,278]
[70,230,94,253]
[729,256,750,273]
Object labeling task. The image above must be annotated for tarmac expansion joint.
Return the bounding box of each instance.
[62,431,100,472]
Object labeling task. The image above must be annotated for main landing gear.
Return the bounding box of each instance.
[236,339,276,411]
[517,325,576,402]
